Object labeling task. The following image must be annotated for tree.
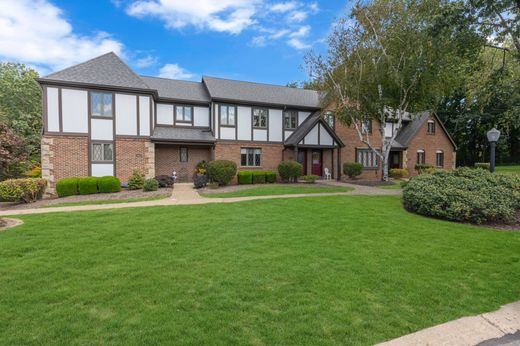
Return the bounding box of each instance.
[306,0,480,180]
[0,63,41,161]
[0,123,28,180]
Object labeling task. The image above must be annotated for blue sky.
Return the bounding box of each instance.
[0,0,349,86]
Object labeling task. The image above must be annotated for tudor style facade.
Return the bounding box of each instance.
[38,53,456,193]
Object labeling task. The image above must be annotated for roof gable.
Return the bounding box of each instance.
[285,112,344,147]
[394,111,457,149]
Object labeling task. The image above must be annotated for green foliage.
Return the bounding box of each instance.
[195,160,208,175]
[343,162,363,179]
[23,165,41,178]
[389,168,409,179]
[265,171,277,183]
[78,177,98,195]
[56,178,79,197]
[302,175,319,184]
[414,163,434,173]
[237,171,253,185]
[474,162,491,170]
[252,171,266,184]
[97,176,121,193]
[403,167,520,224]
[0,123,28,180]
[143,178,159,192]
[0,178,46,203]
[277,160,302,182]
[128,170,145,190]
[207,160,237,186]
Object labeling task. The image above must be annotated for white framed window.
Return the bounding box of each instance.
[436,150,444,167]
[176,106,193,123]
[427,120,436,134]
[417,150,425,164]
[284,110,298,129]
[361,117,372,134]
[253,108,268,128]
[180,147,188,162]
[241,148,261,167]
[92,142,114,162]
[324,111,335,128]
[357,149,378,168]
[91,92,113,117]
[220,105,236,126]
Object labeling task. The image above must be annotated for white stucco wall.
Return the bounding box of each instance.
[220,127,236,140]
[304,124,319,145]
[298,111,311,126]
[319,124,333,145]
[115,94,137,135]
[237,106,251,140]
[139,96,150,136]
[253,129,267,141]
[61,88,88,133]
[91,163,114,177]
[157,103,173,125]
[46,87,60,132]
[268,109,283,142]
[194,107,210,127]
[91,119,113,140]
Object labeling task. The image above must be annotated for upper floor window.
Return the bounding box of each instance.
[91,92,113,117]
[284,110,298,129]
[324,111,335,128]
[427,120,436,134]
[241,148,261,167]
[436,150,444,168]
[253,108,268,128]
[417,150,425,164]
[220,105,236,126]
[361,117,372,134]
[357,149,378,168]
[176,106,192,123]
[92,142,113,162]
[384,122,394,138]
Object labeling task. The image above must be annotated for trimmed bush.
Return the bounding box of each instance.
[128,170,145,190]
[0,178,47,203]
[403,167,520,224]
[265,171,277,183]
[155,175,174,188]
[56,177,79,197]
[24,166,41,178]
[78,177,98,195]
[303,174,319,184]
[97,176,121,193]
[207,160,237,186]
[143,178,159,192]
[278,160,302,183]
[389,168,409,179]
[415,163,434,174]
[193,173,208,189]
[238,171,253,184]
[252,171,266,184]
[474,162,491,170]
[343,162,363,179]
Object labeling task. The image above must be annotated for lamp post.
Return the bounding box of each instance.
[486,128,500,173]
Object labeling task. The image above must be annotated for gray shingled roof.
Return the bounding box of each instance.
[151,126,215,143]
[42,52,150,90]
[393,111,430,147]
[202,76,321,108]
[285,112,344,147]
[140,76,210,103]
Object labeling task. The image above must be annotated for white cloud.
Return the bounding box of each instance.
[126,0,261,34]
[270,1,299,13]
[287,10,308,22]
[309,2,319,13]
[135,55,158,68]
[0,0,125,73]
[158,63,194,79]
[251,36,267,47]
[287,25,311,49]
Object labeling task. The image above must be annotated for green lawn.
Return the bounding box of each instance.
[496,165,520,175]
[201,184,353,198]
[378,180,404,190]
[1,196,519,345]
[40,195,168,208]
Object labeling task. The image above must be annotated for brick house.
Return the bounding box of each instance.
[38,52,456,193]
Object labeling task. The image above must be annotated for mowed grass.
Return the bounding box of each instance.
[378,180,404,190]
[496,165,520,175]
[39,195,168,208]
[1,196,519,345]
[201,184,353,198]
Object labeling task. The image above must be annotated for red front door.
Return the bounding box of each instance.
[311,150,322,176]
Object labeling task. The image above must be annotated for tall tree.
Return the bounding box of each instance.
[0,123,28,180]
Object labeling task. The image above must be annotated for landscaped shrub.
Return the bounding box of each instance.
[415,163,434,174]
[303,175,319,183]
[207,160,237,186]
[195,160,208,175]
[56,177,79,197]
[265,171,277,183]
[23,166,41,178]
[278,160,302,182]
[155,175,174,188]
[143,178,159,192]
[0,178,47,203]
[252,171,266,184]
[78,177,98,195]
[389,168,409,179]
[193,173,208,189]
[403,167,520,224]
[128,170,145,190]
[343,162,363,179]
[238,171,253,184]
[97,176,121,193]
[474,162,491,170]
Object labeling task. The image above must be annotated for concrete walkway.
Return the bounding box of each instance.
[0,182,399,216]
[377,301,520,346]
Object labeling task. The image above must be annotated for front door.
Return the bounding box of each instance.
[297,150,307,175]
[390,151,401,169]
[311,150,322,176]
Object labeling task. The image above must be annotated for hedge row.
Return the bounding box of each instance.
[56,176,121,197]
[237,170,276,184]
[0,178,47,203]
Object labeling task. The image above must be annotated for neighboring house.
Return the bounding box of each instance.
[37,52,456,193]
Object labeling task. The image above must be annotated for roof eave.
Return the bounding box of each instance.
[36,78,158,97]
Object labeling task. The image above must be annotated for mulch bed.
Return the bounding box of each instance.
[0,218,23,231]
[0,187,172,211]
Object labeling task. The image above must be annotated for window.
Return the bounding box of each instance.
[384,122,394,137]
[253,108,268,128]
[241,148,261,167]
[284,110,298,129]
[324,111,335,128]
[176,106,192,123]
[220,105,236,126]
[91,92,113,117]
[417,150,425,164]
[427,120,436,134]
[180,147,188,162]
[362,118,372,134]
[92,142,113,162]
[436,150,444,168]
[356,149,378,168]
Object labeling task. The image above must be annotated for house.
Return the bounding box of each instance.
[37,52,456,193]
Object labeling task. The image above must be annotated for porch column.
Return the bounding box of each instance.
[337,147,341,181]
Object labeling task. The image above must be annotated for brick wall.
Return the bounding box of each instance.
[155,144,212,182]
[115,138,155,182]
[215,141,285,171]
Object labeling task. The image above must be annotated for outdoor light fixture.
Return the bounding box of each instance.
[486,128,500,173]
